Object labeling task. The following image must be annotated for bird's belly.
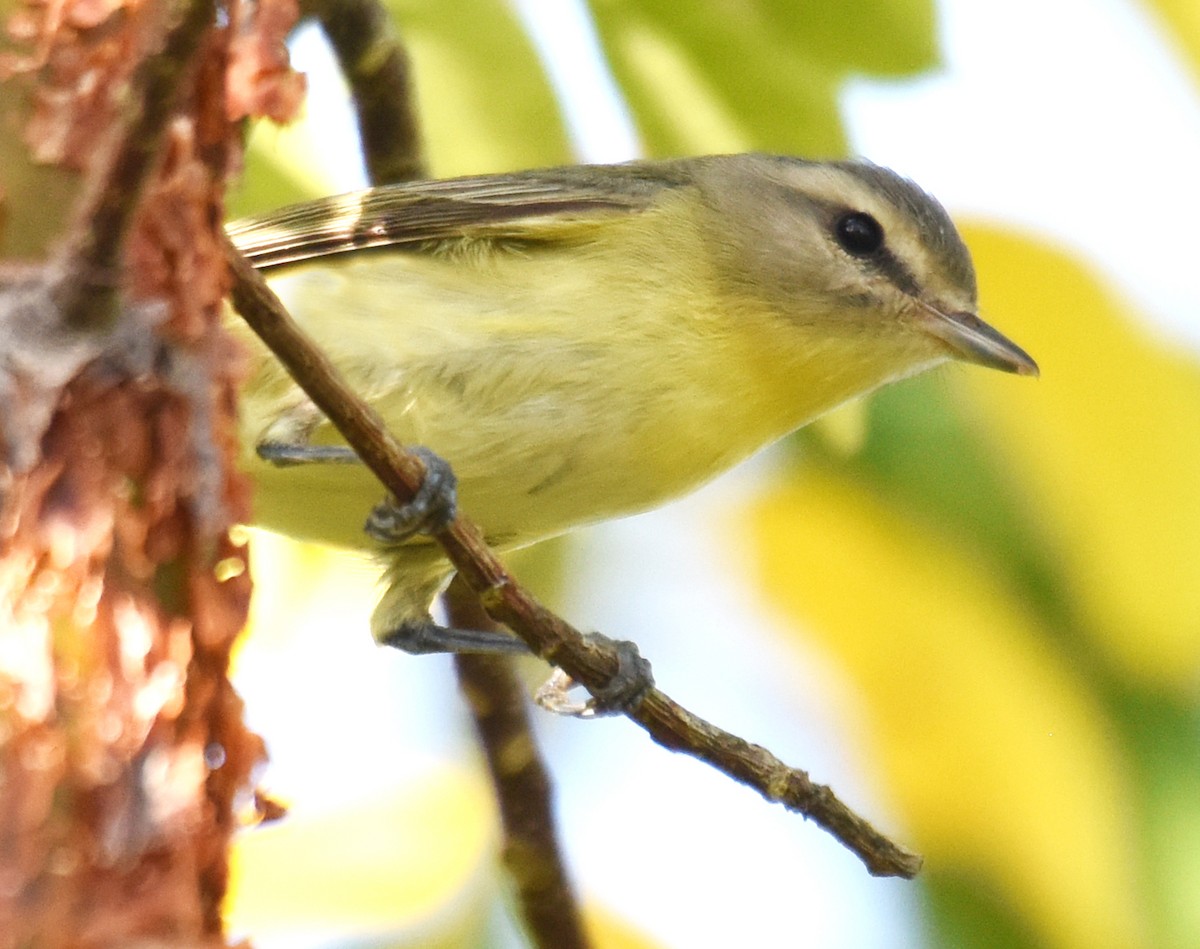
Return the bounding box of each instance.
[441,393,768,548]
[236,253,805,554]
[245,457,388,551]
[243,378,761,556]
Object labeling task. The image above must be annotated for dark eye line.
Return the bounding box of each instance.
[875,250,922,298]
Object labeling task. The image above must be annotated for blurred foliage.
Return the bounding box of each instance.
[228,1,1200,947]
[1145,0,1200,85]
[233,0,573,218]
[954,227,1200,690]
[587,0,936,157]
[228,771,500,947]
[750,463,1146,949]
[384,0,573,175]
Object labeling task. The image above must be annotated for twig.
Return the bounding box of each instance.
[222,236,922,878]
[53,0,216,329]
[447,579,591,949]
[301,0,427,184]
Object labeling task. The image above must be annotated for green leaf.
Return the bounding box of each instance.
[386,0,573,175]
[587,0,939,157]
[755,0,939,76]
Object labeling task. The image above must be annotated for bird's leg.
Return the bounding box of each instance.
[367,448,653,713]
[258,442,360,464]
[256,399,360,465]
[258,403,458,541]
[385,618,654,717]
[379,617,531,656]
[259,414,654,714]
[257,411,498,651]
[358,446,532,656]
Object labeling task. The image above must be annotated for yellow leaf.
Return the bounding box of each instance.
[584,904,669,949]
[1143,0,1200,86]
[958,224,1200,692]
[810,399,869,456]
[746,471,1148,949]
[227,769,497,943]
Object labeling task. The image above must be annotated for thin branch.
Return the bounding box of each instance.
[223,236,922,879]
[54,0,216,329]
[301,0,427,184]
[447,579,590,949]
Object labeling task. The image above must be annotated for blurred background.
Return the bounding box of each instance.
[224,1,1200,946]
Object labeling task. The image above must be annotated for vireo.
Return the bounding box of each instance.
[228,153,1036,658]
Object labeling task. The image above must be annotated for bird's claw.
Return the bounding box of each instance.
[365,446,458,544]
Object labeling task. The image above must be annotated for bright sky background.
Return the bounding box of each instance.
[246,3,1199,947]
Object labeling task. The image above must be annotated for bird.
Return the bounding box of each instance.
[226,153,1037,669]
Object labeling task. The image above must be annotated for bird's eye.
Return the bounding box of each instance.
[834,212,884,256]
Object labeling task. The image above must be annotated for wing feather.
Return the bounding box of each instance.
[227,163,693,270]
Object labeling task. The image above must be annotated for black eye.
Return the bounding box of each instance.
[834,212,884,256]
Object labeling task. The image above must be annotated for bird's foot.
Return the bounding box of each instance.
[365,446,458,544]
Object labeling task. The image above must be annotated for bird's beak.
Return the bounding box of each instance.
[916,302,1039,377]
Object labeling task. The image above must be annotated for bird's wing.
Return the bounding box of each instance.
[227,164,692,270]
